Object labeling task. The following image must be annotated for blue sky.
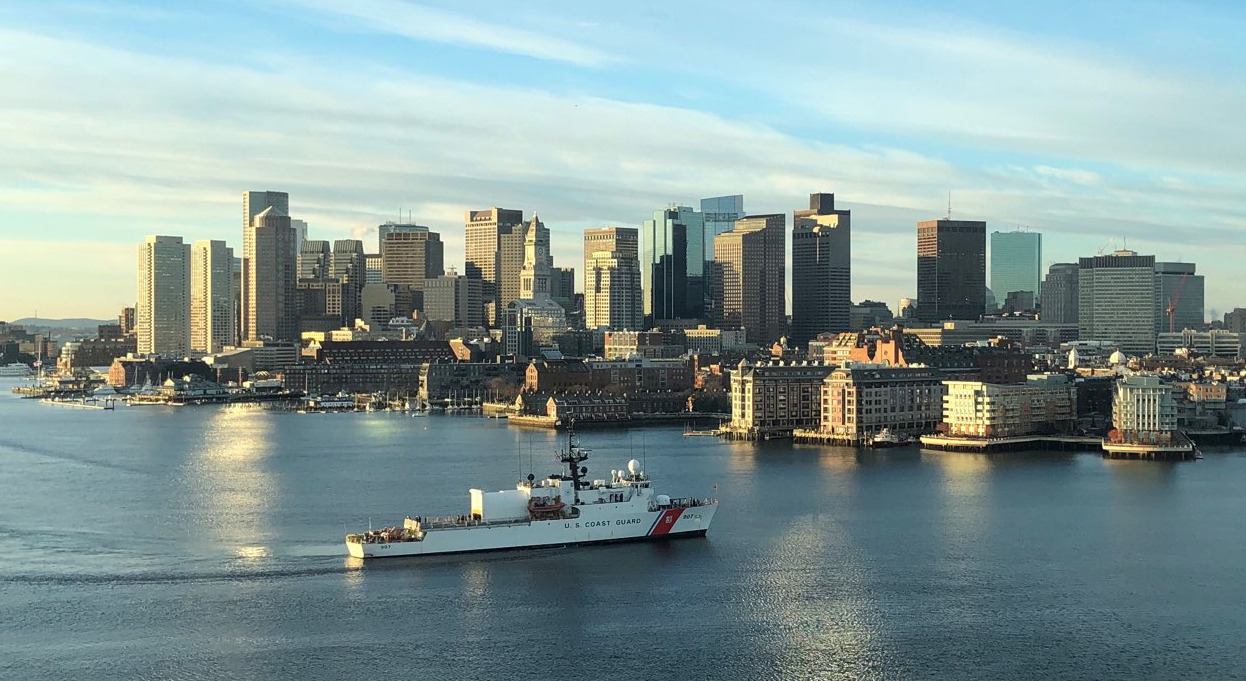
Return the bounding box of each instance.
[1,0,1244,320]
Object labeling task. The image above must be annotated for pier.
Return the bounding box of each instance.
[918,434,1105,452]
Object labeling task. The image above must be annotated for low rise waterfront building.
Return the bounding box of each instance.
[817,365,944,443]
[58,337,137,372]
[587,357,693,393]
[546,395,630,422]
[1173,380,1228,429]
[524,357,693,395]
[236,339,300,371]
[419,360,524,402]
[823,327,1029,381]
[107,355,212,388]
[726,360,835,438]
[603,330,685,359]
[941,374,1077,438]
[280,363,421,395]
[314,339,455,364]
[525,359,596,393]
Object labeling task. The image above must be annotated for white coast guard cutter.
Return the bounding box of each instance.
[346,430,717,559]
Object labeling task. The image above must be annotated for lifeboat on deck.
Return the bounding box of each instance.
[528,498,566,514]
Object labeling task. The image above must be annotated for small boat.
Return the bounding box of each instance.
[528,498,566,514]
[867,428,904,448]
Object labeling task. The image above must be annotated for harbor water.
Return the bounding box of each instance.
[2,382,1244,680]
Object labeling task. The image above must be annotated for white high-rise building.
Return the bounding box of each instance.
[1078,250,1157,355]
[137,235,191,356]
[190,240,236,355]
[584,227,642,330]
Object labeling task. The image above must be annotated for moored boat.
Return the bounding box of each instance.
[0,363,33,378]
[867,428,905,448]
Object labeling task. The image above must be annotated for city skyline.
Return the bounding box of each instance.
[2,2,1244,320]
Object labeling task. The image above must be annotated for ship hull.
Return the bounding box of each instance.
[347,505,715,559]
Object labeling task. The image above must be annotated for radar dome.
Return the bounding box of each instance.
[627,459,641,475]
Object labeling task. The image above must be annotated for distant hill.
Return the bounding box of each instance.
[9,318,114,329]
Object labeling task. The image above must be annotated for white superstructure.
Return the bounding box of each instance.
[346,433,716,559]
[1,363,33,377]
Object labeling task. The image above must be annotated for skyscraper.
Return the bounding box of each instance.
[791,193,851,345]
[1155,262,1204,333]
[330,240,366,323]
[701,195,745,239]
[1078,250,1157,355]
[378,222,430,255]
[424,270,483,328]
[136,235,190,356]
[381,230,444,289]
[642,206,703,321]
[290,218,308,261]
[298,240,331,280]
[365,254,383,285]
[190,240,236,355]
[712,214,785,343]
[584,227,643,330]
[990,230,1042,299]
[241,191,290,339]
[702,195,744,316]
[916,219,987,322]
[244,206,298,341]
[549,267,576,311]
[1040,263,1079,324]
[504,215,565,356]
[464,207,525,326]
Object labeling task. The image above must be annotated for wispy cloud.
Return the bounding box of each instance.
[1,3,1244,318]
[279,0,615,67]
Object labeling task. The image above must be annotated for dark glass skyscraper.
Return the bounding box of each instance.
[642,206,703,321]
[916,219,986,322]
[791,193,851,346]
[1040,263,1079,324]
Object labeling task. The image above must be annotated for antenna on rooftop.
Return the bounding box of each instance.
[946,191,952,220]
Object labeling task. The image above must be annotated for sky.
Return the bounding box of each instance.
[1,0,1244,321]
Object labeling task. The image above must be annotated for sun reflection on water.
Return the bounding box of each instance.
[187,406,278,550]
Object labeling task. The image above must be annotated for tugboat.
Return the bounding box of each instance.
[345,428,717,559]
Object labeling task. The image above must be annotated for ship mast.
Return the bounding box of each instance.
[560,421,589,504]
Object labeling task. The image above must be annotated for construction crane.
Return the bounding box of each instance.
[1166,272,1190,333]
